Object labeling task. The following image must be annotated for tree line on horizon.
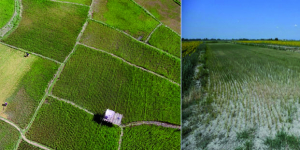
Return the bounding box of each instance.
[182,38,300,41]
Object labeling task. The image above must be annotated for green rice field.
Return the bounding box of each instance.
[122,125,180,149]
[52,45,180,125]
[1,0,89,62]
[0,0,15,28]
[91,0,159,41]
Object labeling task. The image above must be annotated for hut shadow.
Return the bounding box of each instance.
[1,104,6,106]
[93,114,113,127]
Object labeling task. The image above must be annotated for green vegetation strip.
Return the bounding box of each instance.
[26,96,120,150]
[92,0,159,41]
[0,0,15,28]
[121,125,180,149]
[52,45,180,124]
[81,20,180,83]
[2,0,89,62]
[0,119,20,150]
[148,25,180,58]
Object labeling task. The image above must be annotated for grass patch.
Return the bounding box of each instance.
[236,128,255,141]
[0,44,59,128]
[80,20,180,83]
[264,130,300,150]
[148,25,180,58]
[0,120,20,150]
[122,125,180,149]
[2,0,89,62]
[26,96,120,150]
[182,42,205,94]
[52,45,180,124]
[92,0,159,41]
[18,140,43,150]
[134,0,181,33]
[0,0,15,28]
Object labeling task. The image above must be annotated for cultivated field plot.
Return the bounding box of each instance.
[0,43,59,128]
[80,20,180,83]
[183,43,300,149]
[0,0,15,28]
[0,120,20,150]
[26,96,121,150]
[1,0,89,62]
[148,25,180,58]
[52,45,180,125]
[134,0,181,34]
[122,125,180,149]
[91,0,159,41]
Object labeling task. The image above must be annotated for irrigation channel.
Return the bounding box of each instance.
[183,43,300,150]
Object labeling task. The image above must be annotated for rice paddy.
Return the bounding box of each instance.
[0,0,15,28]
[183,43,300,149]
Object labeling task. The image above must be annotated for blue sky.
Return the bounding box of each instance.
[182,0,300,39]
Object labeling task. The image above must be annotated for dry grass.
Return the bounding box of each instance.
[0,44,37,118]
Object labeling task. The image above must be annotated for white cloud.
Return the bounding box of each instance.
[295,24,297,27]
[276,26,279,28]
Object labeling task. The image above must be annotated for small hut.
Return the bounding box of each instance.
[103,109,123,125]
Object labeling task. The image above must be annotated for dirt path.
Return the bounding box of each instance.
[49,95,94,115]
[49,0,89,7]
[117,126,124,150]
[145,23,162,43]
[122,121,181,129]
[79,43,180,86]
[20,134,51,150]
[0,42,62,64]
[0,117,51,150]
[0,117,21,132]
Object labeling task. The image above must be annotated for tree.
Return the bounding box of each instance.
[275,37,278,41]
